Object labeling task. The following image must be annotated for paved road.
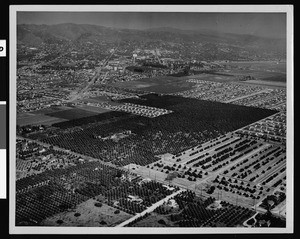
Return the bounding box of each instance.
[68,47,118,102]
[224,89,270,104]
[115,188,185,227]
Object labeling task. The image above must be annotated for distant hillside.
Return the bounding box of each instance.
[17,23,286,58]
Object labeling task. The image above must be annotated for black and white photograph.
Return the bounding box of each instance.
[9,5,294,234]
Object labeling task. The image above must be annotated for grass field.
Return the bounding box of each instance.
[85,95,111,102]
[41,199,132,227]
[221,61,286,83]
[187,73,236,83]
[80,97,121,106]
[46,108,99,120]
[17,113,67,126]
[75,104,112,114]
[111,76,196,94]
[129,213,176,227]
[17,106,107,126]
[31,106,73,115]
[223,61,286,74]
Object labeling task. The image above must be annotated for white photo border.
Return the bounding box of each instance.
[9,4,294,234]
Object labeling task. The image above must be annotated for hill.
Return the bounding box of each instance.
[17,23,286,60]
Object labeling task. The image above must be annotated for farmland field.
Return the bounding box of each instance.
[75,104,112,114]
[29,94,277,167]
[111,76,196,93]
[186,73,236,83]
[82,95,111,103]
[17,113,67,126]
[46,108,99,120]
[221,61,286,83]
[15,160,179,226]
[223,61,286,73]
[30,106,73,115]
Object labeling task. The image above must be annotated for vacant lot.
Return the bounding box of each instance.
[41,199,132,227]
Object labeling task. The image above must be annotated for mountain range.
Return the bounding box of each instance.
[17,23,286,57]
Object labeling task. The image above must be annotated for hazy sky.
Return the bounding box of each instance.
[17,12,286,39]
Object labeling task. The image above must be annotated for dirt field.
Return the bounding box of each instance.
[41,199,132,227]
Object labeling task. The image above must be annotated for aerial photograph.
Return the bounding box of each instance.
[14,10,288,229]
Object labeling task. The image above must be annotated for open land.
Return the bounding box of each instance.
[41,199,132,227]
[111,76,196,93]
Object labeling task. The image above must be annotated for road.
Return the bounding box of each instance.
[224,89,270,103]
[67,47,118,102]
[67,67,102,102]
[115,188,185,227]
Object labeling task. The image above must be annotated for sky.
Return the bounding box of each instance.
[17,12,286,39]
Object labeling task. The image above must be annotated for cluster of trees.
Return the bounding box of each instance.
[28,94,276,169]
[155,191,256,227]
[16,161,134,225]
[105,180,179,213]
[175,201,255,227]
[195,139,259,171]
[259,192,286,211]
[253,211,286,227]
[229,145,283,181]
[148,162,206,181]
[16,182,87,225]
[17,159,181,224]
[213,176,261,200]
